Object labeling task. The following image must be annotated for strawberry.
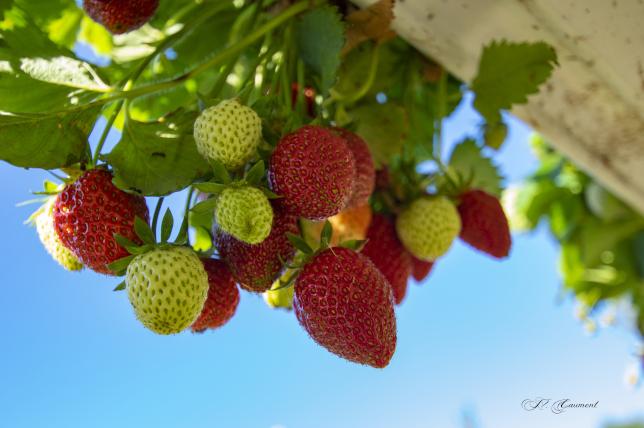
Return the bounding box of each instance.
[301,203,372,247]
[53,169,149,275]
[396,196,461,261]
[268,125,356,220]
[290,83,316,117]
[411,256,434,282]
[214,203,298,292]
[191,259,239,332]
[293,247,397,368]
[215,186,273,245]
[193,99,262,171]
[457,189,512,259]
[34,199,83,271]
[332,128,375,208]
[126,246,209,334]
[83,0,159,34]
[263,269,296,310]
[361,214,412,305]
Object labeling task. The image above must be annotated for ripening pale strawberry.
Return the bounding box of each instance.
[396,196,461,261]
[127,247,209,335]
[193,99,262,170]
[214,202,298,292]
[35,199,83,271]
[361,214,412,305]
[53,169,149,275]
[263,269,296,310]
[83,0,159,34]
[457,189,512,259]
[332,128,375,208]
[191,259,239,332]
[294,247,397,368]
[301,203,372,247]
[411,256,434,282]
[215,186,273,245]
[268,125,356,220]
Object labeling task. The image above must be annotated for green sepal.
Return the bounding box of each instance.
[113,233,143,255]
[244,161,265,186]
[211,158,232,184]
[134,216,156,245]
[261,188,282,199]
[287,233,314,255]
[107,254,137,276]
[191,197,218,214]
[174,216,189,245]
[160,209,174,243]
[113,281,126,292]
[193,182,227,195]
[320,220,333,248]
[339,239,368,251]
[43,180,59,194]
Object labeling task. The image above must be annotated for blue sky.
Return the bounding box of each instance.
[1,93,643,428]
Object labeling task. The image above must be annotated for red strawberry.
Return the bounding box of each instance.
[293,247,397,368]
[290,83,316,117]
[83,0,159,34]
[192,259,239,332]
[214,203,298,292]
[361,214,412,305]
[332,128,375,208]
[268,125,356,220]
[457,189,512,259]
[411,256,434,282]
[53,169,149,275]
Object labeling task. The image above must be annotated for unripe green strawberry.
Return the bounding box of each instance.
[396,196,461,261]
[193,99,262,170]
[35,199,83,271]
[126,247,209,335]
[263,269,295,310]
[215,186,273,245]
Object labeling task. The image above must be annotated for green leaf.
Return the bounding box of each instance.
[287,233,314,255]
[0,106,100,169]
[160,209,174,243]
[193,182,226,195]
[352,102,408,167]
[107,255,137,276]
[78,16,113,55]
[295,7,345,94]
[105,110,210,196]
[634,232,644,280]
[447,139,503,196]
[134,216,156,245]
[244,161,265,186]
[18,56,109,92]
[472,40,557,122]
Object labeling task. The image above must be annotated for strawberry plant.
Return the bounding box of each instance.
[2,0,569,367]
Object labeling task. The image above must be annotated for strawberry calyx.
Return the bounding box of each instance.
[108,208,190,289]
[269,220,367,292]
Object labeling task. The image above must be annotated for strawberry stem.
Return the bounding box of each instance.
[151,197,165,238]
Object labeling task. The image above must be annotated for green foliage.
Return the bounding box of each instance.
[295,7,344,94]
[472,41,557,123]
[352,102,408,167]
[514,136,644,329]
[0,107,100,168]
[104,110,210,196]
[446,139,503,196]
